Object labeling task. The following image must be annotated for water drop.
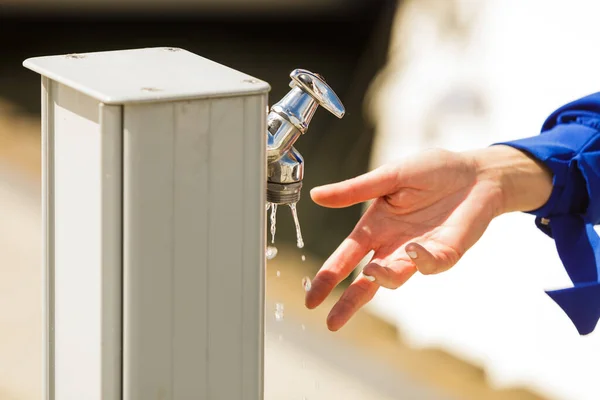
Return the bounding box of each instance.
[301,324,306,331]
[302,276,312,292]
[301,255,306,262]
[266,202,271,211]
[275,303,284,321]
[289,203,304,249]
[270,203,278,244]
[276,270,281,277]
[279,334,283,342]
[266,246,278,260]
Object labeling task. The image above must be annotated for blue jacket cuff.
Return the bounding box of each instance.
[489,92,600,335]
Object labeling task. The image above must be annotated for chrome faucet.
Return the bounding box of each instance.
[266,69,345,204]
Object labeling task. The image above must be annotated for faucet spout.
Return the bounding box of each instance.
[266,69,344,205]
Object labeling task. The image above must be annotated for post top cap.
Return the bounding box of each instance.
[23,47,270,104]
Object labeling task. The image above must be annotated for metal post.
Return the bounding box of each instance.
[24,47,270,400]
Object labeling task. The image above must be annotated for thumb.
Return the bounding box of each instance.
[310,164,402,208]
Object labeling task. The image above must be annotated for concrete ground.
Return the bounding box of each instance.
[265,249,451,400]
[0,103,547,399]
[0,165,42,400]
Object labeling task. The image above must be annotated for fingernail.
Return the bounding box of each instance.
[407,250,418,259]
[362,272,376,282]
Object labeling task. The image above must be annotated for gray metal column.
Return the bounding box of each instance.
[25,47,270,400]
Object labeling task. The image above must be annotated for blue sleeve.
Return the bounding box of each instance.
[495,92,600,335]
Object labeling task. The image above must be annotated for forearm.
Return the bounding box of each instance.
[466,145,554,216]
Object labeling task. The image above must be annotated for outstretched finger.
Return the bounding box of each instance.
[310,164,402,208]
[326,273,379,331]
[305,227,372,310]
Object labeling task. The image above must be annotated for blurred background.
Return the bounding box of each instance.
[2,0,600,399]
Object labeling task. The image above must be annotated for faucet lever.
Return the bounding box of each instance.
[270,69,345,136]
[289,69,345,119]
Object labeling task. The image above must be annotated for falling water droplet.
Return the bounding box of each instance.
[266,246,278,260]
[301,255,306,262]
[279,334,283,342]
[302,276,312,292]
[266,202,271,211]
[289,203,304,249]
[301,324,306,331]
[270,204,278,244]
[275,303,284,321]
[276,270,281,277]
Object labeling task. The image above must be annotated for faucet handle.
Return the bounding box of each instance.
[289,69,345,118]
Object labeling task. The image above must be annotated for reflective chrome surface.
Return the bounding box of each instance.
[289,69,345,118]
[266,113,301,163]
[271,86,319,134]
[268,146,304,184]
[266,69,344,204]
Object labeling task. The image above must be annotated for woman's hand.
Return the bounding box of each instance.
[306,146,553,331]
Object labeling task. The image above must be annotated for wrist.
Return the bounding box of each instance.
[466,145,553,216]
